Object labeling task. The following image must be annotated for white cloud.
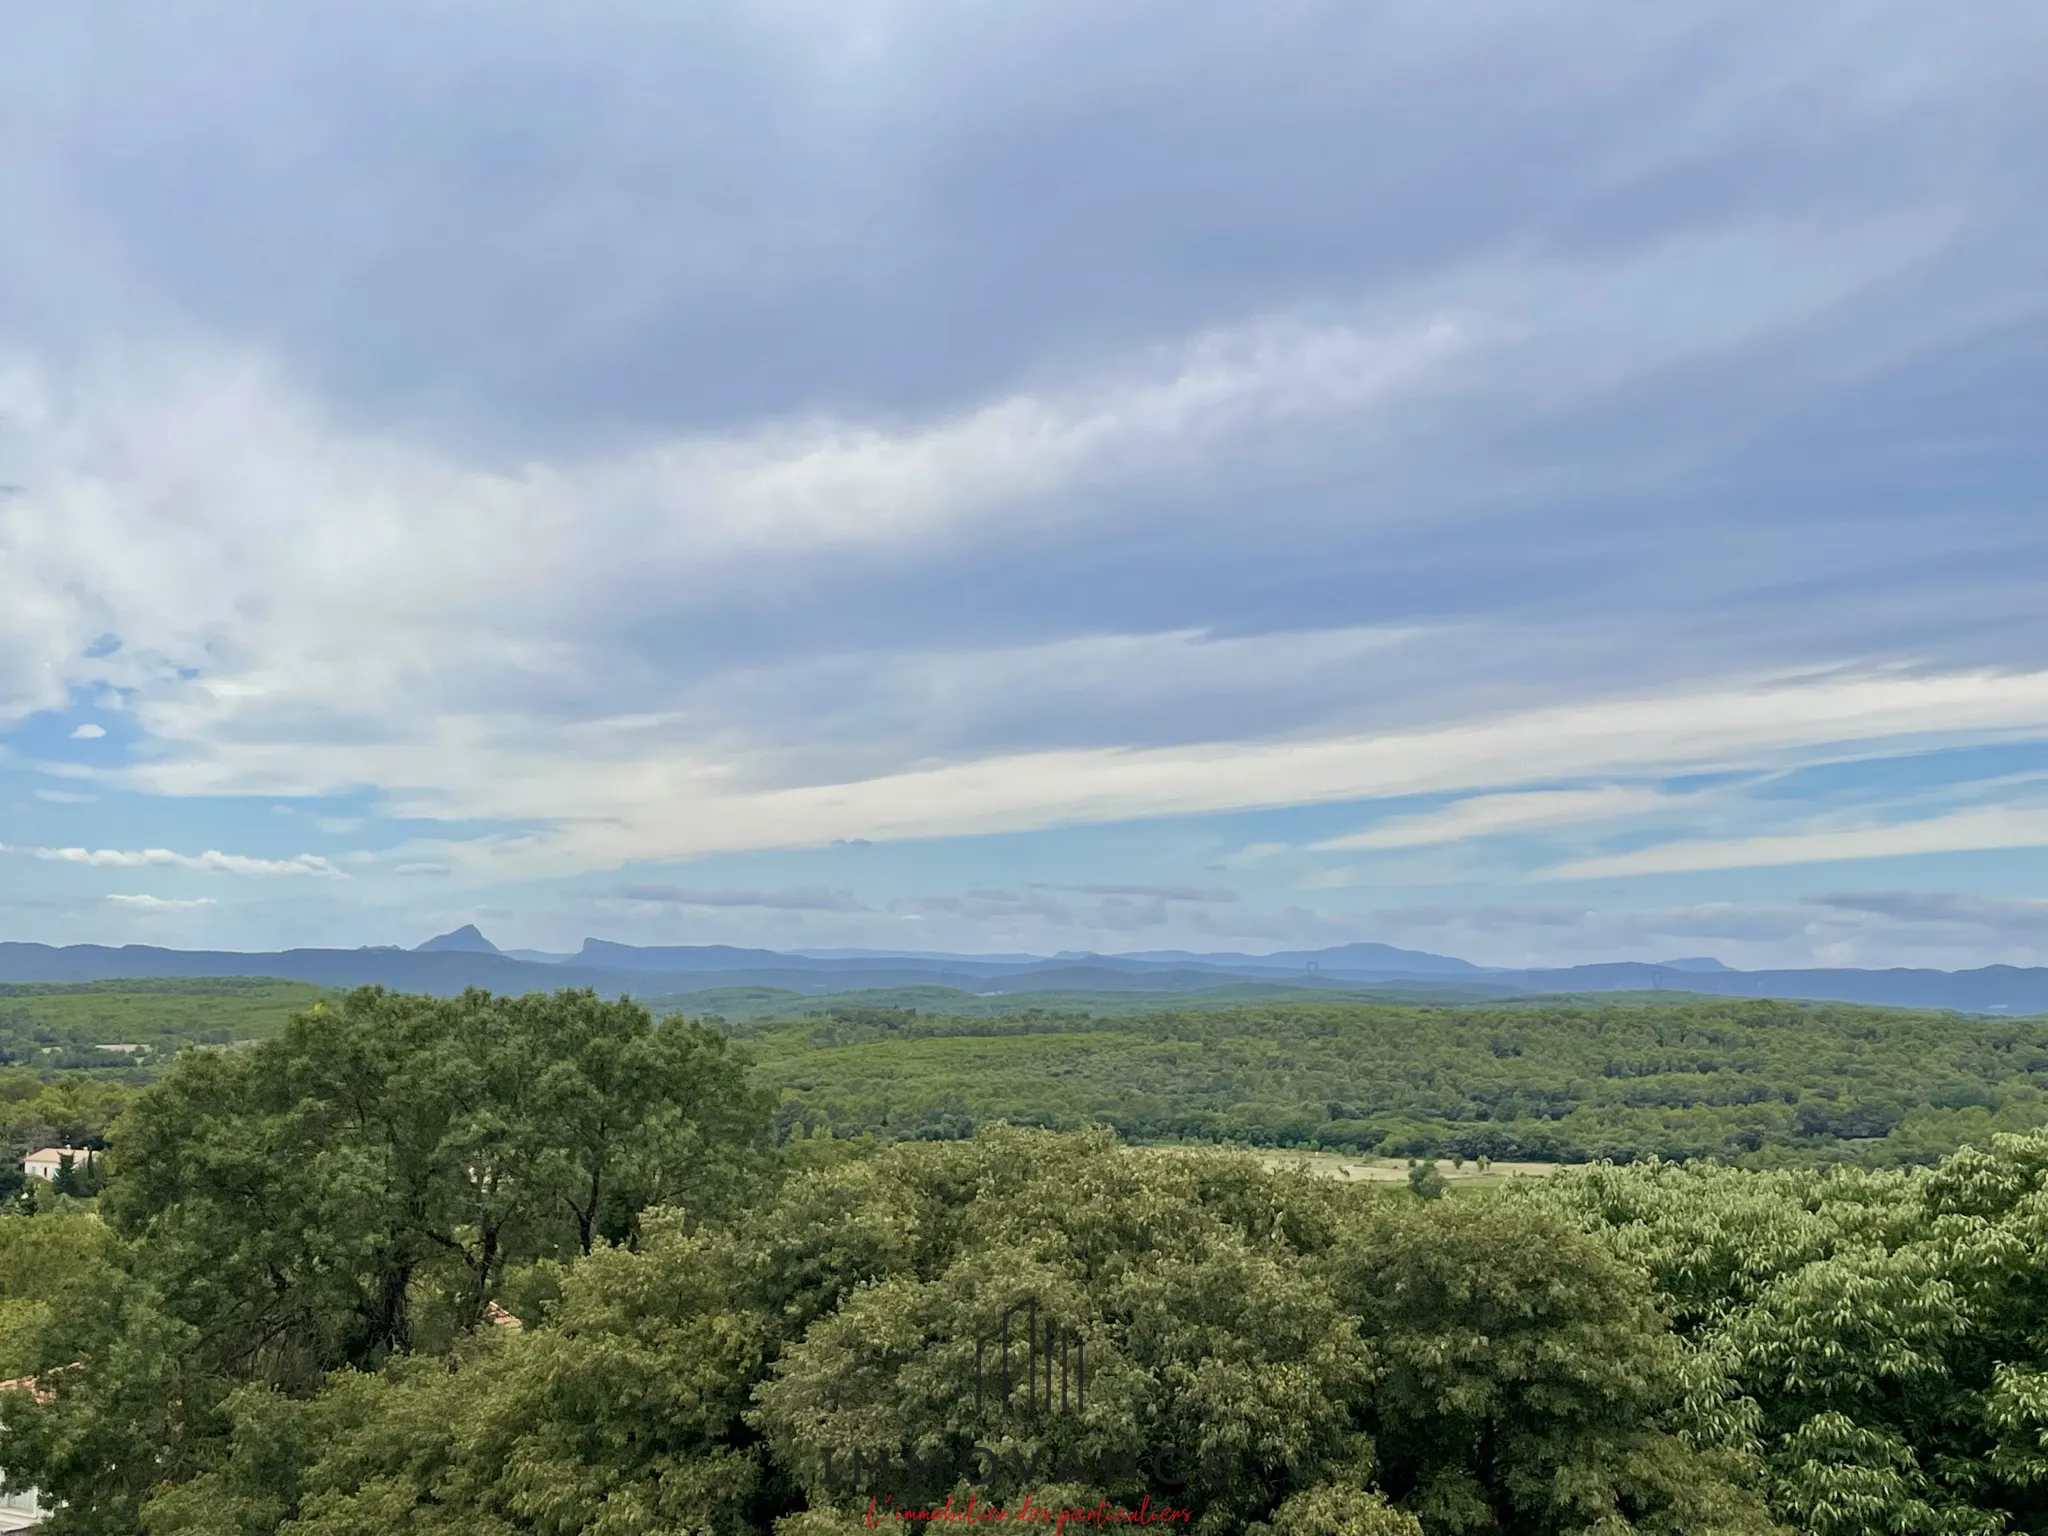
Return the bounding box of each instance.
[104,893,215,909]
[6,843,343,876]
[0,202,1972,811]
[1312,786,1678,851]
[69,722,105,739]
[0,306,1468,737]
[92,663,2048,884]
[612,884,865,912]
[32,788,95,803]
[1546,804,2048,880]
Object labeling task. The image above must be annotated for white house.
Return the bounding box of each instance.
[0,1481,43,1531]
[0,1378,49,1531]
[20,1148,93,1183]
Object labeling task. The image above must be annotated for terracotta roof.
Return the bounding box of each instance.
[0,1377,54,1407]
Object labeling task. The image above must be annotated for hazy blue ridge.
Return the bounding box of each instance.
[3,936,2048,1012]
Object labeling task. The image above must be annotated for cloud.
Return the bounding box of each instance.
[1299,867,1358,890]
[33,788,95,803]
[104,893,216,909]
[612,884,866,912]
[69,723,105,739]
[391,862,451,877]
[1055,882,1239,902]
[72,664,2048,880]
[1350,897,2048,970]
[4,1,2048,959]
[1803,891,2048,929]
[1314,786,1678,850]
[1545,804,2048,880]
[898,885,1197,936]
[5,844,343,876]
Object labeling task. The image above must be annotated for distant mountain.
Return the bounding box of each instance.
[1110,941,1480,976]
[0,942,612,992]
[578,938,818,973]
[3,937,2047,1014]
[415,925,500,955]
[575,938,1027,978]
[792,947,1047,964]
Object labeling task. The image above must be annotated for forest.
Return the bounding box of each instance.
[4,985,2048,1533]
[733,995,2048,1167]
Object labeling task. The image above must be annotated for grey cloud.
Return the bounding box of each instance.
[1804,891,2048,930]
[613,884,867,912]
[13,2,2038,457]
[7,0,2046,777]
[7,1,2048,954]
[1054,882,1240,902]
[898,890,1075,925]
[1351,896,2048,970]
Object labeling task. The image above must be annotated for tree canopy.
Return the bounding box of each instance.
[3,987,2048,1534]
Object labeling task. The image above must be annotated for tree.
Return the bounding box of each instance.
[1524,1133,2048,1535]
[102,986,769,1379]
[143,1214,772,1536]
[3,987,771,1534]
[1325,1198,1779,1534]
[48,1153,82,1198]
[1407,1160,1447,1200]
[495,988,770,1256]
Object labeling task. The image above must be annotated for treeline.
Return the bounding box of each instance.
[0,981,325,1207]
[736,997,2048,1165]
[0,979,321,1067]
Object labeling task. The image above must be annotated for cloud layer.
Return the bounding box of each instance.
[2,2,2046,959]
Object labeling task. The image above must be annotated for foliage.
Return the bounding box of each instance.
[18,985,2048,1534]
[1517,1133,2048,1534]
[0,980,324,1198]
[84,1127,1772,1536]
[731,996,2048,1166]
[1406,1161,1447,1200]
[0,1071,140,1203]
[0,987,772,1535]
[0,980,323,1068]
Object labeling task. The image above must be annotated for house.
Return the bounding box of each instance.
[0,1484,44,1533]
[20,1148,93,1183]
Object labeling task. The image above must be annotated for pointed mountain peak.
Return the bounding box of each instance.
[414,924,500,955]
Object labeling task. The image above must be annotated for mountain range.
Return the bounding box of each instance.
[1,929,2046,1013]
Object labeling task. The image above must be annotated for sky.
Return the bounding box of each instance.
[3,0,2047,968]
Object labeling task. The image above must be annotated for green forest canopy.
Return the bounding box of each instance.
[7,986,2048,1533]
[4,980,2047,1174]
[735,995,2048,1167]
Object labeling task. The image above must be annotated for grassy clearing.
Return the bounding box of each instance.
[1156,1143,1561,1186]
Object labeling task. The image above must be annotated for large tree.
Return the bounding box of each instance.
[1,987,770,1535]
